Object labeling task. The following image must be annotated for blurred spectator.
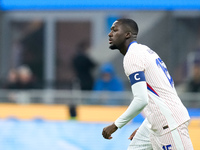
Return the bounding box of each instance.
[187,63,200,92]
[20,21,44,86]
[92,63,124,105]
[72,41,96,90]
[3,66,37,90]
[93,63,124,91]
[2,66,37,103]
[3,69,19,89]
[17,65,37,89]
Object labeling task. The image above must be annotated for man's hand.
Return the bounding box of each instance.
[128,128,138,140]
[102,123,118,139]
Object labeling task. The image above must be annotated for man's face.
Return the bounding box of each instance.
[108,21,126,50]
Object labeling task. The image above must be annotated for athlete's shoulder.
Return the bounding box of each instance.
[127,42,151,55]
[123,43,147,76]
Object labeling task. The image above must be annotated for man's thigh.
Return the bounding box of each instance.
[150,121,194,150]
[128,119,153,150]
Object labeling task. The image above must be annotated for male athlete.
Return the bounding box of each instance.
[102,18,194,150]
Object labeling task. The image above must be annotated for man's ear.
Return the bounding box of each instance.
[125,32,131,39]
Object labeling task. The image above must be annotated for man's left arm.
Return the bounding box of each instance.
[102,71,148,139]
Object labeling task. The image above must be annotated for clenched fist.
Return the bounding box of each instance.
[102,123,118,139]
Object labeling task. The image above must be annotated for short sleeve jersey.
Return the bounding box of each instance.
[124,42,190,135]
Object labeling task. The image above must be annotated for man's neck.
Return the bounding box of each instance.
[119,40,137,56]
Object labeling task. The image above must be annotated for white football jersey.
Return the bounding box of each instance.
[124,42,190,135]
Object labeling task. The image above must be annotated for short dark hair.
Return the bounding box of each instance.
[117,18,139,35]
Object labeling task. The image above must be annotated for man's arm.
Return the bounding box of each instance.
[102,71,148,139]
[114,80,148,128]
[128,128,139,140]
